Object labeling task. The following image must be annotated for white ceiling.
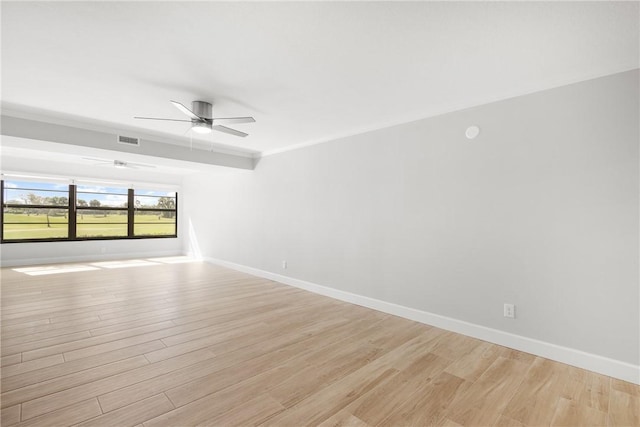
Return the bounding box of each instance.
[2,2,638,157]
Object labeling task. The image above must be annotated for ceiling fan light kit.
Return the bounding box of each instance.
[191,121,212,134]
[134,100,255,138]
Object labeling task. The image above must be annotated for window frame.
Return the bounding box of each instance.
[1,180,178,243]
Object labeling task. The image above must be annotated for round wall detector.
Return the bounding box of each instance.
[465,125,480,140]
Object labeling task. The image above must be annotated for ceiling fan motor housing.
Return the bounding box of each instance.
[192,101,213,120]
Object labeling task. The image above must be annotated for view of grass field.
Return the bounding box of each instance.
[3,213,175,240]
[2,180,177,241]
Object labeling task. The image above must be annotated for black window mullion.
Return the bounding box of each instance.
[174,192,178,236]
[4,204,71,209]
[1,180,4,242]
[76,207,128,211]
[127,189,134,237]
[69,184,77,239]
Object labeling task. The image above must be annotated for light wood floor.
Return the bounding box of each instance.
[1,259,638,427]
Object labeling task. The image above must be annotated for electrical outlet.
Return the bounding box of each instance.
[504,303,515,319]
[282,260,287,269]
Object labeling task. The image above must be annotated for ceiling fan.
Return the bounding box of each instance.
[83,158,156,169]
[134,100,255,137]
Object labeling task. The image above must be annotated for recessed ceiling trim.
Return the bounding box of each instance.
[1,115,256,170]
[0,104,260,159]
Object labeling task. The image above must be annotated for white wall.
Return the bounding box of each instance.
[0,238,182,267]
[186,70,639,380]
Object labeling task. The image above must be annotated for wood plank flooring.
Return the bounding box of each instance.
[1,258,638,426]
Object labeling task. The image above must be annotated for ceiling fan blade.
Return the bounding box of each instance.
[82,157,111,163]
[126,161,156,169]
[212,125,248,138]
[212,117,256,125]
[170,100,202,120]
[134,116,192,122]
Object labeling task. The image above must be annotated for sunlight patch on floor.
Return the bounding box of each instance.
[147,256,195,264]
[11,256,197,275]
[12,265,100,275]
[90,259,159,269]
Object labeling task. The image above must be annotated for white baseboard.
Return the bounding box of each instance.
[205,256,640,385]
[0,250,183,268]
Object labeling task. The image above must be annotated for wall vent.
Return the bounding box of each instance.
[117,135,140,146]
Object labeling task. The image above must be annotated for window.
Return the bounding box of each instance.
[1,179,177,243]
[134,189,177,237]
[2,180,70,240]
[76,185,129,238]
